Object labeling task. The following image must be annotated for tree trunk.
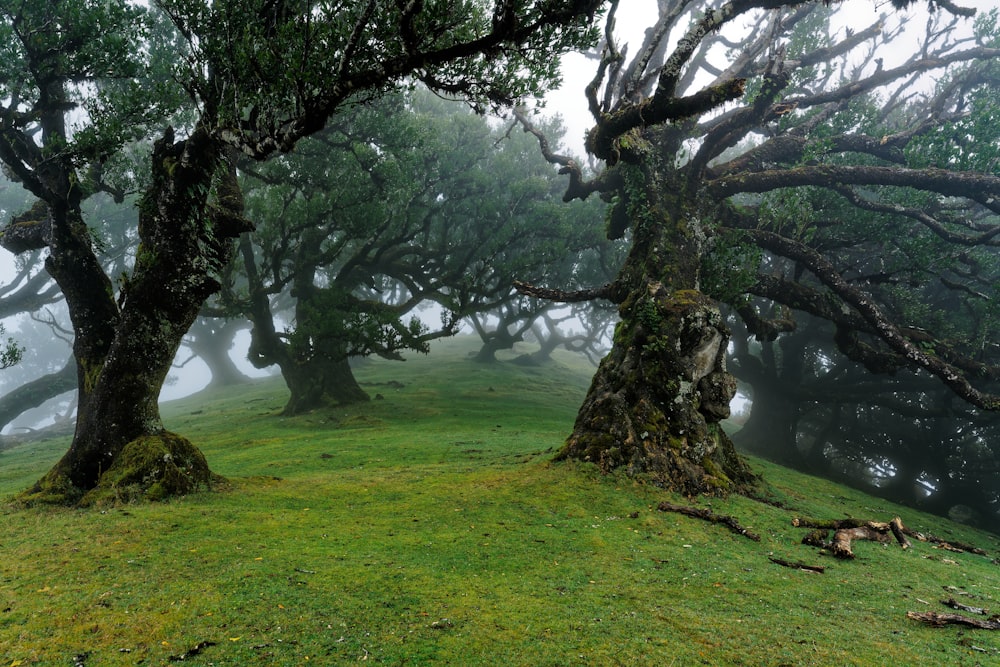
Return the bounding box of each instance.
[21,127,246,505]
[282,354,370,415]
[240,234,371,415]
[731,378,801,463]
[187,318,253,389]
[560,286,755,494]
[470,310,530,363]
[558,165,756,495]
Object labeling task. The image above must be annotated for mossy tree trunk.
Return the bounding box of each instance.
[557,163,756,495]
[241,234,370,416]
[281,355,370,415]
[23,128,248,504]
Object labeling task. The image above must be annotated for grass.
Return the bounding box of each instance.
[2,337,1000,665]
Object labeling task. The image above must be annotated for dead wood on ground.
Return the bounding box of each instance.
[793,516,914,559]
[942,598,989,615]
[907,611,1000,630]
[768,556,825,573]
[793,517,987,556]
[657,502,760,541]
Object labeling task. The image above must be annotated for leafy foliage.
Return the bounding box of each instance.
[0,323,22,369]
[234,87,612,410]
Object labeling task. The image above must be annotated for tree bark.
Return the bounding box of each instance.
[21,127,246,504]
[556,165,756,495]
[282,355,370,415]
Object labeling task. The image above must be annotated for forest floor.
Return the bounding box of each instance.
[1,337,999,665]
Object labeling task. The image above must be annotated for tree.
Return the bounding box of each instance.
[517,0,1000,495]
[0,185,146,437]
[0,0,602,504]
[179,316,254,389]
[235,89,610,414]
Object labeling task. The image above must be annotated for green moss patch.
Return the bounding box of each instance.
[81,431,219,506]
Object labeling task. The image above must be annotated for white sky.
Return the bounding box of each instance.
[540,0,994,157]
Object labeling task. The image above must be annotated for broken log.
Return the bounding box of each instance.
[889,517,911,550]
[907,611,1000,630]
[657,502,760,541]
[795,516,914,557]
[830,526,891,559]
[942,598,989,615]
[802,529,829,549]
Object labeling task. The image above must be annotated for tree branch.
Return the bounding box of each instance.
[710,165,1000,216]
[743,228,1000,410]
[513,279,618,304]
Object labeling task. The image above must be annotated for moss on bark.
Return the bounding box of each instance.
[79,431,220,506]
[16,432,221,508]
[558,285,758,496]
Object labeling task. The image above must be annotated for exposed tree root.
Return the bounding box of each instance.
[657,501,760,541]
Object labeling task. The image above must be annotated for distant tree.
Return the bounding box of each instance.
[516,0,999,495]
[472,220,622,364]
[178,316,254,389]
[0,0,602,504]
[730,302,1000,530]
[235,90,610,414]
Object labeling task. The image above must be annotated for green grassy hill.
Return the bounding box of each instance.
[1,338,998,665]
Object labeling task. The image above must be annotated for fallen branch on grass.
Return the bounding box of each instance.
[793,516,912,559]
[792,518,988,556]
[922,535,988,556]
[943,598,989,615]
[768,556,825,573]
[168,641,216,662]
[906,611,1000,630]
[657,502,760,541]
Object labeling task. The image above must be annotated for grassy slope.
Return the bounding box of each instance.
[1,337,999,666]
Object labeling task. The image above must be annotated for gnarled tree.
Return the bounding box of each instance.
[234,90,611,414]
[517,0,999,495]
[0,0,601,504]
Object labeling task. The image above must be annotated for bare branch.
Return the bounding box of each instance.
[744,228,1000,410]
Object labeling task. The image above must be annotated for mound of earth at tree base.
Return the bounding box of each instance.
[17,431,220,507]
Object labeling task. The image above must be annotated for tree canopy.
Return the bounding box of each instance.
[0,0,603,504]
[231,88,611,413]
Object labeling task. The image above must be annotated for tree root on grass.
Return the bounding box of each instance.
[657,501,760,541]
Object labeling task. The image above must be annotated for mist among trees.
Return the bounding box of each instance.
[0,0,998,532]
